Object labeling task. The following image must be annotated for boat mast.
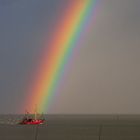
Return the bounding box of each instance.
[34,105,37,120]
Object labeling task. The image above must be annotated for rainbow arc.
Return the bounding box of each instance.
[23,0,97,113]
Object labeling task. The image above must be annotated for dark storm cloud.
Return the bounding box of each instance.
[0,0,46,113]
[0,0,18,6]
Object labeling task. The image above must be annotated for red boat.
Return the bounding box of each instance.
[19,118,45,125]
[19,110,45,125]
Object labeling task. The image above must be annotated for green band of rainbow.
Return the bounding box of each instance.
[23,0,97,113]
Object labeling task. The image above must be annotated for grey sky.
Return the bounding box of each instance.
[0,0,140,114]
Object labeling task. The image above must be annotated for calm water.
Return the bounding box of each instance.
[1,115,140,140]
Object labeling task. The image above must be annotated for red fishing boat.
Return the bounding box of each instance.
[19,110,45,125]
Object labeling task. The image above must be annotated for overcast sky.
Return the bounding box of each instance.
[0,0,140,114]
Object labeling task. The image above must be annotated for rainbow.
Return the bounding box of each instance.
[23,0,97,113]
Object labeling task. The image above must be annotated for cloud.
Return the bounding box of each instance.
[0,0,18,6]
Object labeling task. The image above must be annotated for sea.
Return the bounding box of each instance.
[0,114,140,140]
